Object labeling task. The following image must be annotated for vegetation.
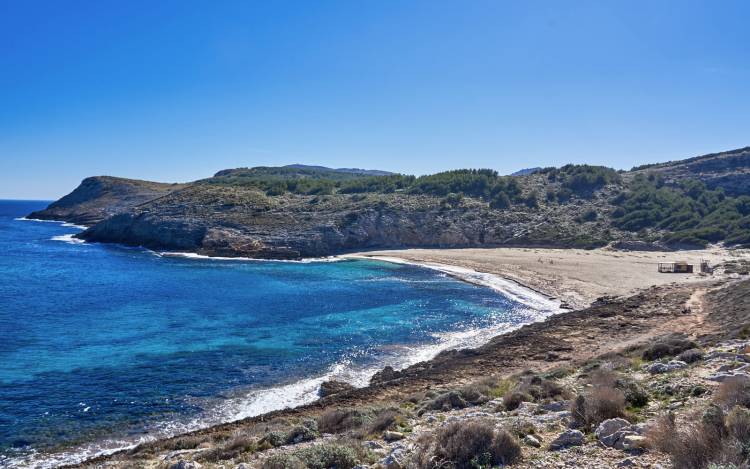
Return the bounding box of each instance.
[612,174,750,246]
[262,441,367,469]
[544,164,622,195]
[410,419,522,469]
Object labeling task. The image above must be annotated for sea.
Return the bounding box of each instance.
[0,199,560,468]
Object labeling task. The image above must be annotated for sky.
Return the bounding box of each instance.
[1,1,749,199]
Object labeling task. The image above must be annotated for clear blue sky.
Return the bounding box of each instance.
[2,1,749,199]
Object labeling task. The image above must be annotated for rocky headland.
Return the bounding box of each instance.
[27,148,750,259]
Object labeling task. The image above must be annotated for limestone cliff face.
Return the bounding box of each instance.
[75,185,614,258]
[34,146,750,259]
[28,176,185,225]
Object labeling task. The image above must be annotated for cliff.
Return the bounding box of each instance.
[28,176,185,225]
[31,148,750,258]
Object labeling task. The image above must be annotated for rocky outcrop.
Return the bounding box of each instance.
[74,184,617,258]
[28,176,184,225]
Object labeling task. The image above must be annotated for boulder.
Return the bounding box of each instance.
[621,435,648,450]
[170,461,201,469]
[595,418,632,447]
[524,434,542,448]
[363,440,386,450]
[540,400,568,412]
[383,431,405,442]
[644,360,688,374]
[549,429,585,450]
[706,372,750,382]
[380,447,406,468]
[318,379,355,397]
[516,401,540,415]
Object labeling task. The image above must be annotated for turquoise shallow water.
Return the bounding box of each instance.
[0,200,555,467]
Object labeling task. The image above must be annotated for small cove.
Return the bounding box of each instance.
[0,200,560,468]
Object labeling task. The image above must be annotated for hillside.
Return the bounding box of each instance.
[28,176,185,225]
[630,146,750,196]
[30,148,750,258]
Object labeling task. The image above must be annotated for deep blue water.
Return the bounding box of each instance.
[0,200,553,467]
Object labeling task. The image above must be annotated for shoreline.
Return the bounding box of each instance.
[73,275,741,468]
[341,254,564,312]
[343,246,746,309]
[10,220,566,469]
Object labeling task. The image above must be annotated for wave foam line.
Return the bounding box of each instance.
[345,255,562,313]
[16,217,87,230]
[10,255,563,468]
[159,251,344,264]
[50,234,86,244]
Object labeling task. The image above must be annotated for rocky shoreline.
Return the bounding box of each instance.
[60,270,750,468]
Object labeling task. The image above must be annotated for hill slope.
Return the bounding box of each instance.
[30,147,750,258]
[28,176,185,225]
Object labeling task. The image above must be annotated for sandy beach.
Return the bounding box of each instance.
[344,246,748,309]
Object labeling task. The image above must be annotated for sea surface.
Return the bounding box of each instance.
[0,200,559,468]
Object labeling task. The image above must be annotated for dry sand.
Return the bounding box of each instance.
[344,246,749,309]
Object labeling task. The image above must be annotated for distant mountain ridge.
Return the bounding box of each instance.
[28,146,750,258]
[284,164,394,176]
[510,167,542,176]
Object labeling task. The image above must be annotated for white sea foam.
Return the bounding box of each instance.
[15,217,87,230]
[10,254,564,468]
[159,251,344,263]
[348,255,562,313]
[50,234,86,244]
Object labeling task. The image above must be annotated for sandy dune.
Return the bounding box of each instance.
[344,246,748,309]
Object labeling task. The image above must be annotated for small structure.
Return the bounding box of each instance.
[658,261,694,273]
[700,259,713,274]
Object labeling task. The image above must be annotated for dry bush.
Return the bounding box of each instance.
[367,408,403,434]
[429,419,521,469]
[642,335,698,360]
[647,413,724,469]
[677,348,704,363]
[262,440,365,469]
[647,407,750,469]
[727,406,750,443]
[158,434,205,451]
[502,391,533,411]
[570,385,626,429]
[420,390,469,412]
[502,374,570,410]
[199,432,257,462]
[714,376,750,409]
[317,408,366,434]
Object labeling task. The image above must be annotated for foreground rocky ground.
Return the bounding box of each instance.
[72,273,750,469]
